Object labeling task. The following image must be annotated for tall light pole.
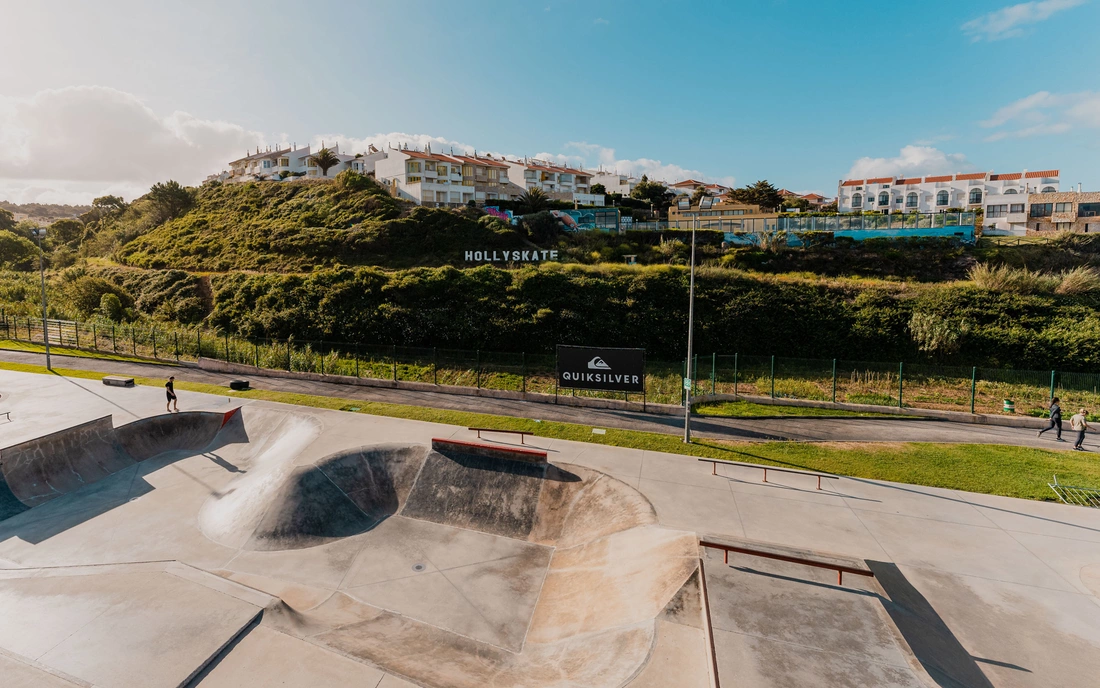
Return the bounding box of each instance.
[32,228,51,370]
[684,213,697,443]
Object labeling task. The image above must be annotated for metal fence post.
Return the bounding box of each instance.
[75,322,80,349]
[355,343,359,378]
[112,325,117,353]
[151,326,156,359]
[196,330,201,359]
[970,367,977,414]
[287,340,292,371]
[254,341,258,368]
[320,342,325,375]
[224,332,230,363]
[433,347,437,385]
[175,332,179,361]
[131,327,136,356]
[770,355,775,399]
[392,344,398,381]
[522,352,527,395]
[476,349,481,389]
[898,362,904,409]
[831,358,837,403]
[734,353,739,397]
[711,352,716,395]
[93,323,97,350]
[1050,370,1056,400]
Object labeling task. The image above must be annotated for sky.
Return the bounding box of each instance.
[2,0,1099,205]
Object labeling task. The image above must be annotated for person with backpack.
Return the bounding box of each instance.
[1037,397,1064,441]
[1070,408,1089,451]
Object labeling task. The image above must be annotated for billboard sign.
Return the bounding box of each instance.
[557,345,645,393]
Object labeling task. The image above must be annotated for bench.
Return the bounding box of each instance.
[467,427,533,445]
[698,458,838,491]
[102,376,135,388]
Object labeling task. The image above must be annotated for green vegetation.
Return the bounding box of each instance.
[0,339,173,365]
[1,359,1094,501]
[695,400,902,418]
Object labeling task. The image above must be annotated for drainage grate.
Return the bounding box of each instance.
[412,563,426,572]
[1049,475,1100,508]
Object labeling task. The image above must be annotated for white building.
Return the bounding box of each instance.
[213,143,383,183]
[373,148,473,207]
[590,172,640,197]
[503,158,603,206]
[837,169,1060,214]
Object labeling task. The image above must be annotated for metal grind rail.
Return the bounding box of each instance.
[1049,475,1100,508]
[699,540,875,587]
[698,458,838,491]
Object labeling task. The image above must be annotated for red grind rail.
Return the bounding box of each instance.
[700,540,874,587]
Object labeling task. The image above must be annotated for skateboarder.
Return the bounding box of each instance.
[166,376,179,412]
[1070,408,1089,451]
[1037,397,1063,441]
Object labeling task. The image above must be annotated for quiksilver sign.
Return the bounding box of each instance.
[557,345,645,393]
[465,249,559,262]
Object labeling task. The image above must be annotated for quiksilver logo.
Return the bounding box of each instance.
[588,356,611,370]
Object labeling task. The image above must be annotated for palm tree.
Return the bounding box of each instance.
[519,187,549,213]
[309,147,341,177]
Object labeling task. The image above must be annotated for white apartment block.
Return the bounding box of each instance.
[504,158,603,206]
[212,143,385,183]
[837,169,1060,214]
[590,172,640,196]
[373,148,528,207]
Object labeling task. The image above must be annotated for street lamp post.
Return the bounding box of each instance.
[32,228,51,370]
[684,214,697,443]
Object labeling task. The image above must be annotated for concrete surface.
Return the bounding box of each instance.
[1,348,1089,450]
[0,368,1099,687]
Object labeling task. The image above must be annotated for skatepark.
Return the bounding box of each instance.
[1,368,1099,687]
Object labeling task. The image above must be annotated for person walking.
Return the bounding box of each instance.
[1037,397,1064,441]
[1070,408,1089,451]
[165,376,179,412]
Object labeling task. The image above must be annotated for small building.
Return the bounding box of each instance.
[667,198,777,231]
[1024,190,1100,235]
[590,172,639,197]
[837,170,1060,214]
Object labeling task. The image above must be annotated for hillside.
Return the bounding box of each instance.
[112,175,529,271]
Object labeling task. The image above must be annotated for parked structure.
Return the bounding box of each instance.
[502,158,603,206]
[837,170,1060,214]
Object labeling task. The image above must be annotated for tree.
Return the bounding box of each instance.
[689,185,710,207]
[0,207,14,232]
[781,196,811,212]
[630,175,673,209]
[518,187,549,213]
[92,195,127,213]
[49,218,85,246]
[309,147,342,176]
[590,183,606,196]
[0,230,37,270]
[147,180,195,222]
[729,180,783,211]
[65,276,131,318]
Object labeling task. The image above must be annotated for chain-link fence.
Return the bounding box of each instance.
[4,315,1099,416]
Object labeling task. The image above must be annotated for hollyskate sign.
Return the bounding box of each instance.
[464,249,559,263]
[557,345,646,393]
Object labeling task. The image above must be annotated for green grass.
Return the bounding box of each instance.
[695,400,903,418]
[0,339,176,366]
[1,359,1096,502]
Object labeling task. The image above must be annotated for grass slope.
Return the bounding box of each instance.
[2,359,1094,502]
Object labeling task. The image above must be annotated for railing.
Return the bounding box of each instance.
[1049,475,1100,508]
[699,539,875,587]
[697,458,837,491]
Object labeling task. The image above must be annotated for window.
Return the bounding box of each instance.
[1042,186,1056,193]
[1004,188,1018,194]
[1056,222,1073,232]
[852,193,863,208]
[936,190,949,206]
[425,162,435,171]
[407,162,421,173]
[437,165,447,175]
[278,158,289,167]
[969,188,982,204]
[878,191,889,206]
[407,176,421,183]
[1030,203,1053,217]
[986,205,1008,218]
[307,159,317,167]
[1010,204,1025,214]
[263,160,272,168]
[906,192,918,208]
[1055,202,1073,213]
[1079,203,1100,217]
[462,165,473,176]
[488,169,499,180]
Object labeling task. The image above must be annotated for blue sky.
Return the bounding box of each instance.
[2,0,1099,203]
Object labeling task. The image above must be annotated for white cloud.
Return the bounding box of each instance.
[0,86,266,203]
[981,90,1100,140]
[961,0,1086,41]
[846,145,976,179]
[594,17,609,24]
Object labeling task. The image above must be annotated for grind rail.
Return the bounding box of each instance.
[699,540,875,587]
[698,458,838,491]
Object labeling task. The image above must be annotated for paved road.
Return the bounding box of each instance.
[0,349,1079,450]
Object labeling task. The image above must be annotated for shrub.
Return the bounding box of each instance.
[1055,266,1100,295]
[65,276,132,317]
[0,230,38,270]
[909,311,969,356]
[968,264,1058,294]
[99,292,125,321]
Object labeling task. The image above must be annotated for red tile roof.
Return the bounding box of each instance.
[895,177,922,185]
[841,179,864,187]
[924,175,952,183]
[1025,169,1059,178]
[866,177,894,184]
[400,149,462,164]
[989,172,1021,181]
[801,193,826,200]
[671,179,705,188]
[955,172,986,181]
[450,154,508,169]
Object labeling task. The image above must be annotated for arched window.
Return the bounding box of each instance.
[1042,186,1056,193]
[878,191,889,206]
[1004,188,1018,194]
[906,192,918,208]
[969,188,982,205]
[936,190,949,206]
[852,193,863,208]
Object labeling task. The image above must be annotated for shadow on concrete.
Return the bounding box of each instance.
[869,560,998,688]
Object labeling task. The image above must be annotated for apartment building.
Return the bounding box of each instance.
[1022,190,1100,234]
[667,197,777,231]
[837,169,1060,213]
[213,143,382,183]
[373,149,476,207]
[667,179,732,197]
[502,158,603,206]
[449,154,526,202]
[590,172,640,196]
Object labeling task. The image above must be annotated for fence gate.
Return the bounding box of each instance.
[1049,475,1100,508]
